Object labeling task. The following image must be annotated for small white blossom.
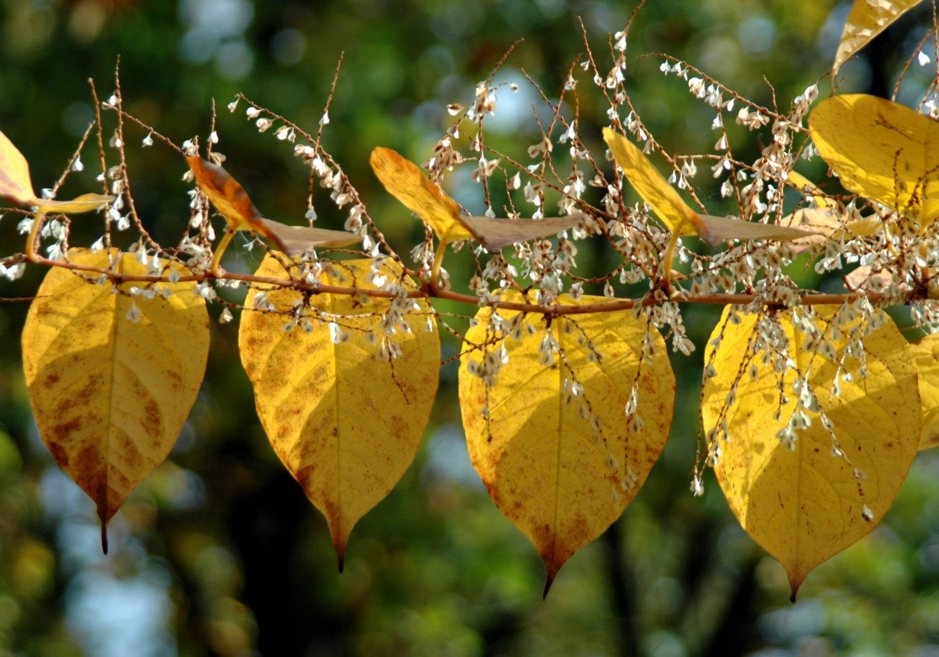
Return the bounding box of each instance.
[125,301,141,323]
[0,262,25,281]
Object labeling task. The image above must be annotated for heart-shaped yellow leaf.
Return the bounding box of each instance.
[459,294,675,591]
[833,0,923,75]
[912,334,939,450]
[809,94,939,226]
[239,256,440,567]
[701,305,920,598]
[21,248,209,550]
[369,147,582,250]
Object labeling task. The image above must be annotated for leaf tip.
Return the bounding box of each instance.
[542,574,555,599]
[542,558,563,599]
[330,523,349,574]
[101,521,109,555]
[788,572,804,603]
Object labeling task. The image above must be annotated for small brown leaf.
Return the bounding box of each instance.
[258,218,361,256]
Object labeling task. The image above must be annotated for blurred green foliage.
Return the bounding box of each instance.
[0,1,938,656]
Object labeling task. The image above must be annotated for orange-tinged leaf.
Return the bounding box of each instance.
[701,305,920,598]
[186,156,289,252]
[459,295,675,590]
[602,127,699,236]
[21,248,209,548]
[239,256,439,566]
[602,128,813,245]
[258,218,361,256]
[809,94,939,225]
[370,147,475,243]
[833,0,922,75]
[187,155,263,232]
[912,334,939,449]
[369,146,582,250]
[0,130,37,205]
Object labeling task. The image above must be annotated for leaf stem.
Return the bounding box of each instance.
[211,230,235,276]
[25,211,46,262]
[431,239,448,286]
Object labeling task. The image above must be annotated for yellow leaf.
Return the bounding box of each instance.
[21,248,209,549]
[912,334,939,450]
[0,130,37,205]
[602,128,813,244]
[0,131,113,212]
[370,147,474,243]
[833,0,923,75]
[369,147,582,250]
[459,295,675,590]
[701,305,920,598]
[602,127,699,236]
[37,193,114,214]
[239,256,440,566]
[809,94,939,226]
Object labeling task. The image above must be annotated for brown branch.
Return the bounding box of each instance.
[20,253,902,316]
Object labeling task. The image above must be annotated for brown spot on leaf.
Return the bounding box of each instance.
[52,417,83,441]
[47,441,69,467]
[144,399,162,430]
